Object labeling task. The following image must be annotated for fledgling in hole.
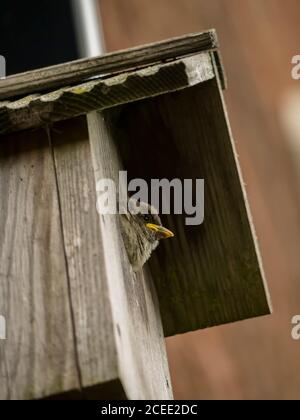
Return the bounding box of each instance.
[120,201,174,272]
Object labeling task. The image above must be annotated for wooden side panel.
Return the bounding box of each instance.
[50,117,119,390]
[110,78,271,336]
[0,129,80,399]
[0,116,172,400]
[87,111,173,400]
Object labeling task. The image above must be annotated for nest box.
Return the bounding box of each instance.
[0,30,271,400]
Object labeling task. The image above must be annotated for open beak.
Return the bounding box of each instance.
[146,223,174,240]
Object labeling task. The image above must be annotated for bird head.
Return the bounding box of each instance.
[120,200,174,271]
[131,201,174,243]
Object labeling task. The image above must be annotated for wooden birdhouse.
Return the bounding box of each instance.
[0,30,271,400]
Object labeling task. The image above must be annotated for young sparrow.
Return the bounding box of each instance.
[120,201,174,272]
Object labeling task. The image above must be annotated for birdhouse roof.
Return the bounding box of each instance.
[0,30,225,136]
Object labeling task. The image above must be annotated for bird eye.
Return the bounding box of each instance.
[143,214,151,222]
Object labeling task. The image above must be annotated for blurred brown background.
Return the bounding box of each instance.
[100,0,300,400]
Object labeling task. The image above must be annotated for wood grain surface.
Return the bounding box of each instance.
[0,128,80,399]
[107,75,271,336]
[0,30,218,100]
[87,111,172,399]
[0,53,214,136]
[0,115,172,400]
[0,114,172,399]
[50,117,119,391]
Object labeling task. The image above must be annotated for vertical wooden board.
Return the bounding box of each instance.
[109,78,271,336]
[87,111,173,400]
[0,129,80,399]
[49,117,119,390]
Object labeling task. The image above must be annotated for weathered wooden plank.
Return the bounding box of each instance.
[0,30,219,100]
[0,115,173,400]
[109,77,271,336]
[87,111,173,399]
[0,128,80,399]
[0,53,214,136]
[49,117,119,393]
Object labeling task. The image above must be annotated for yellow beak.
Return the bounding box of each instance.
[146,223,174,239]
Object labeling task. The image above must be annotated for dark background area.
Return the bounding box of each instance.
[0,0,78,75]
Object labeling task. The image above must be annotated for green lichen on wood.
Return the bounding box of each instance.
[0,53,214,136]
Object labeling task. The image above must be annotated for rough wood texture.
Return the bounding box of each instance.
[0,116,172,400]
[0,53,214,136]
[109,76,271,336]
[0,30,220,100]
[0,128,80,399]
[49,118,119,392]
[87,111,172,399]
